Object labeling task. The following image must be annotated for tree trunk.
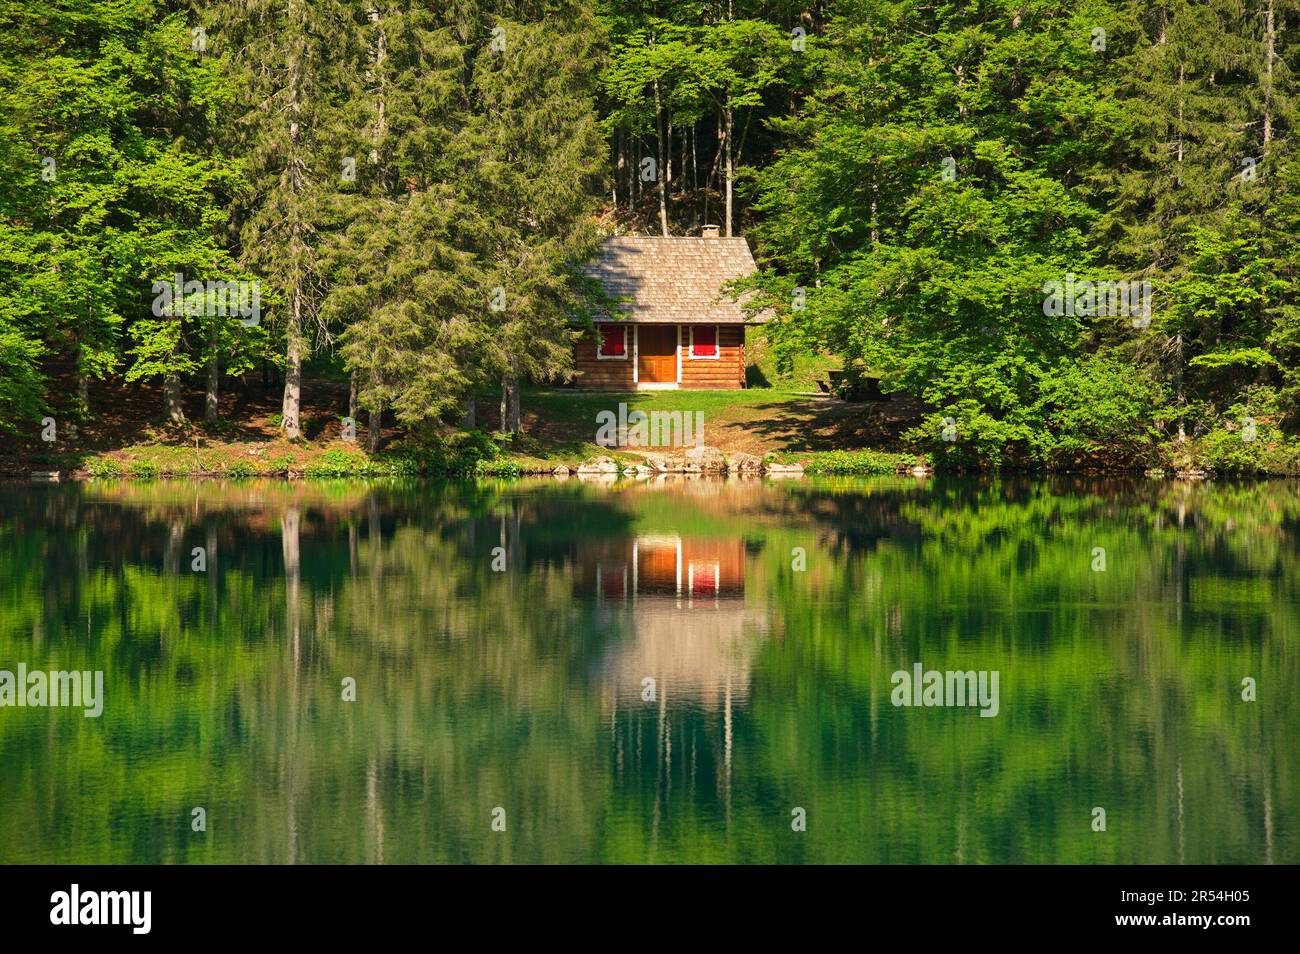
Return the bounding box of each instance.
[77,364,89,417]
[654,78,669,236]
[282,312,302,439]
[1263,0,1275,146]
[371,7,388,186]
[690,122,697,190]
[463,393,476,430]
[500,374,521,435]
[367,402,382,452]
[1175,333,1186,443]
[348,373,358,422]
[164,371,185,424]
[1174,61,1184,186]
[724,104,734,237]
[617,128,627,210]
[282,0,305,441]
[666,119,673,190]
[205,322,219,421]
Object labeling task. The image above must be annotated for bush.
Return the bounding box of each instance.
[906,402,1036,470]
[474,457,523,478]
[1037,355,1169,465]
[375,449,422,477]
[304,448,386,478]
[799,450,917,476]
[412,430,509,477]
[1185,387,1300,475]
[86,457,123,479]
[126,459,160,480]
[226,460,257,479]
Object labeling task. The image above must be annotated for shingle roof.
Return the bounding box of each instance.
[584,236,770,324]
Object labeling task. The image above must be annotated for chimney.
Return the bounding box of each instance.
[700,224,721,239]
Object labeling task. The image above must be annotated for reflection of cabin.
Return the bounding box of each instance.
[579,535,764,711]
[578,535,745,603]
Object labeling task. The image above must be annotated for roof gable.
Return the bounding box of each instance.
[584,236,769,324]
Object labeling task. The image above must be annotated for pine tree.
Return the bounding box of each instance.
[330,1,604,442]
[220,0,361,439]
[464,3,605,435]
[1100,0,1300,437]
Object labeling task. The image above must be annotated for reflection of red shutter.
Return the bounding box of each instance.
[599,324,625,356]
[689,563,719,597]
[692,326,716,357]
[599,564,627,598]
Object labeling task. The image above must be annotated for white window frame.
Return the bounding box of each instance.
[689,324,721,360]
[596,323,628,360]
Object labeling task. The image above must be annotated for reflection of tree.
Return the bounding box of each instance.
[0,478,1295,863]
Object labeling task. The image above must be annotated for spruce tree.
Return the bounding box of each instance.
[219,0,361,439]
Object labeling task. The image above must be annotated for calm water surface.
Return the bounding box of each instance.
[0,476,1295,864]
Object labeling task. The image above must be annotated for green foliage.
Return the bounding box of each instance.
[1036,354,1169,464]
[304,448,387,479]
[1193,387,1300,475]
[474,456,524,478]
[746,0,1300,470]
[85,457,123,479]
[126,459,160,480]
[3,0,1299,469]
[412,430,512,477]
[796,449,916,476]
[0,0,249,427]
[331,2,605,434]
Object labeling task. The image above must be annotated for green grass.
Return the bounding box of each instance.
[523,385,806,430]
[511,386,814,465]
[526,384,804,411]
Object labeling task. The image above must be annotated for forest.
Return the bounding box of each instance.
[1,0,1298,472]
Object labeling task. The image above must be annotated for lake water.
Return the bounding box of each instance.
[0,476,1294,864]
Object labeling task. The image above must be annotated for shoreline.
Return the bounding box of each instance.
[2,460,1286,484]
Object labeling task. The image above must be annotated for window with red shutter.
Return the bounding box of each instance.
[597,324,626,358]
[691,326,717,358]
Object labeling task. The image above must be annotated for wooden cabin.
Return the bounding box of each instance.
[573,228,769,390]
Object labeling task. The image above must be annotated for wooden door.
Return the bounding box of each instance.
[637,325,677,383]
